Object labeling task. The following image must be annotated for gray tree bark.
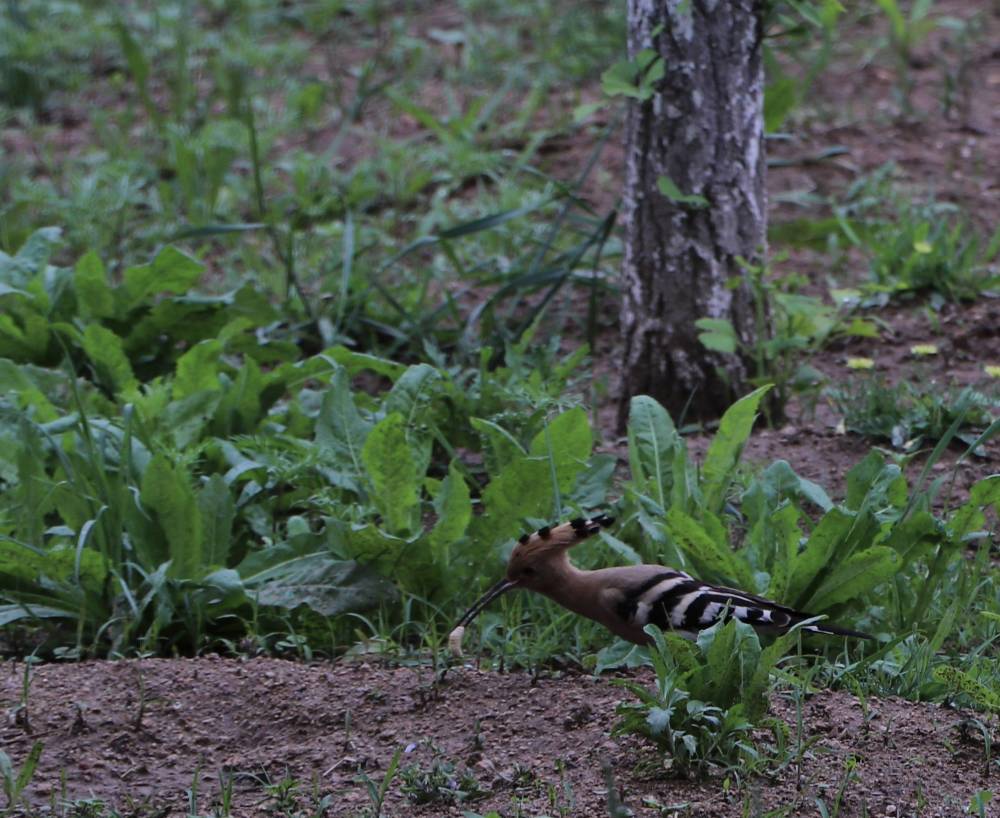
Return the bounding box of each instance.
[617,0,766,429]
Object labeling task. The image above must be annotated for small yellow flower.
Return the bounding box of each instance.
[910,344,938,356]
[986,365,1000,378]
[913,240,933,254]
[847,357,875,370]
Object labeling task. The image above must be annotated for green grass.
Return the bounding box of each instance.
[0,0,625,364]
[827,375,999,451]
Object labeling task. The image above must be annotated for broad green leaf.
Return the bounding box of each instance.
[949,475,1000,540]
[0,309,51,361]
[657,176,709,208]
[695,618,761,709]
[195,568,247,614]
[762,502,801,601]
[695,317,738,354]
[570,453,616,508]
[0,604,75,626]
[173,339,223,398]
[140,453,204,579]
[593,639,649,674]
[805,546,900,611]
[764,76,798,133]
[471,417,526,477]
[384,364,438,479]
[0,542,108,593]
[384,363,442,424]
[429,461,472,559]
[785,508,853,607]
[315,369,371,482]
[845,450,885,511]
[161,390,222,449]
[213,356,263,434]
[0,227,61,286]
[883,510,939,564]
[933,666,1000,713]
[702,385,771,514]
[0,359,58,421]
[627,395,679,509]
[148,245,204,291]
[665,507,754,589]
[197,474,234,566]
[319,345,407,380]
[122,246,203,308]
[337,523,409,571]
[600,58,643,97]
[15,424,47,548]
[670,441,698,512]
[361,412,420,535]
[528,407,593,494]
[82,324,136,393]
[0,283,32,298]
[481,457,553,543]
[744,630,798,721]
[74,250,114,319]
[599,531,642,565]
[600,50,663,100]
[248,553,397,616]
[743,460,830,527]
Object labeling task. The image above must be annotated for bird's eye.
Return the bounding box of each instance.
[522,567,536,577]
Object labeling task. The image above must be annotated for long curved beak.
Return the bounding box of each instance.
[453,577,519,630]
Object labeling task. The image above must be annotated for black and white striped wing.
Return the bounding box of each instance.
[618,571,868,639]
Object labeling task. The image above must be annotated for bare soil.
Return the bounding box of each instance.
[1,657,994,817]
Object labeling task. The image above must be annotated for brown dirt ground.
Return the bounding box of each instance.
[1,657,994,817]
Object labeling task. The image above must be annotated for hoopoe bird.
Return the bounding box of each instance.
[449,514,871,656]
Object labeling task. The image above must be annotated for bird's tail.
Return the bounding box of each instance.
[797,619,874,640]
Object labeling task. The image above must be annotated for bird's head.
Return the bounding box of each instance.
[504,515,613,592]
[448,515,614,655]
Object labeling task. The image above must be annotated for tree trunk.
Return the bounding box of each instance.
[617,0,766,429]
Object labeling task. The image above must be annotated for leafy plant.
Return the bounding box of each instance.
[695,261,859,423]
[934,664,1000,715]
[600,49,664,102]
[0,228,279,380]
[0,741,43,810]
[763,0,845,132]
[354,745,403,818]
[612,620,792,776]
[0,227,614,658]
[398,750,488,805]
[610,387,1000,651]
[872,0,951,114]
[830,168,1000,302]
[865,206,1000,301]
[827,376,998,451]
[967,790,994,818]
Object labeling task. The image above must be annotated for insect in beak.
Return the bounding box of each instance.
[448,577,519,657]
